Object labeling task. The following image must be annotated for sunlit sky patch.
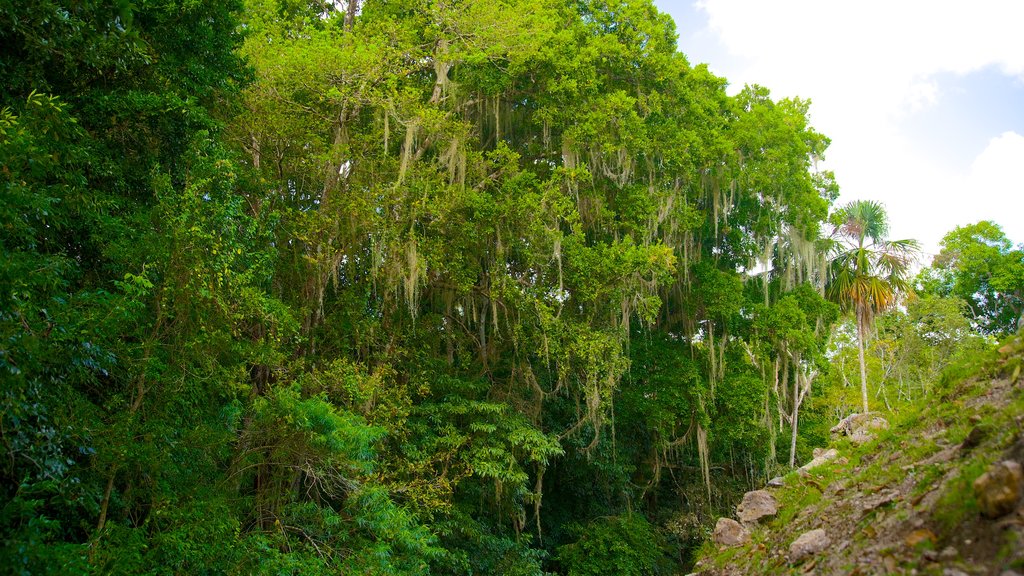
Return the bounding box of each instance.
[654,0,1024,260]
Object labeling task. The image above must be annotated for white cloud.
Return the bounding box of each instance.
[678,0,1024,255]
[971,131,1024,180]
[890,131,1024,257]
[693,0,1024,131]
[968,131,1024,219]
[905,79,939,113]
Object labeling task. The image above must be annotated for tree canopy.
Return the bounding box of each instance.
[0,1,940,573]
[922,220,1024,336]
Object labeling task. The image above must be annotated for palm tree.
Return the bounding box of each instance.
[826,200,919,413]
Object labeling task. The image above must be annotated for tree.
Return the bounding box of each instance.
[826,200,919,413]
[1,0,841,570]
[751,284,838,467]
[873,294,983,403]
[923,221,1024,336]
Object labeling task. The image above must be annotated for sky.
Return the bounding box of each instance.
[652,0,1024,261]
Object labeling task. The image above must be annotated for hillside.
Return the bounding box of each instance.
[693,334,1024,575]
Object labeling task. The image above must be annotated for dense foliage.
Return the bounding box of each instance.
[920,221,1024,336]
[5,0,992,574]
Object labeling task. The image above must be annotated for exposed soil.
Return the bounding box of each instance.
[693,338,1024,575]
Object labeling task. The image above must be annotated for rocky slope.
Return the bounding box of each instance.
[693,335,1024,575]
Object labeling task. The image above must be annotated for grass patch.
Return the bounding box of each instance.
[771,481,823,528]
[931,456,986,532]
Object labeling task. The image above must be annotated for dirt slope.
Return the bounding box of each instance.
[693,336,1024,576]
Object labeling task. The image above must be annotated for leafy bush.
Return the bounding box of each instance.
[558,515,669,576]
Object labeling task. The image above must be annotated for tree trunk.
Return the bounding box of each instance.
[344,0,359,29]
[857,315,869,413]
[96,471,116,534]
[789,370,800,468]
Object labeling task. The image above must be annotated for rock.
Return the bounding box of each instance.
[904,528,935,547]
[973,460,1023,518]
[851,416,889,444]
[711,517,750,547]
[825,478,849,497]
[919,446,958,466]
[789,528,830,563]
[830,412,861,435]
[767,476,785,487]
[801,448,839,471]
[861,489,899,511]
[736,489,779,524]
[961,423,991,451]
[831,413,890,444]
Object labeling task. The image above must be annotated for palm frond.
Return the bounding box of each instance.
[825,201,919,323]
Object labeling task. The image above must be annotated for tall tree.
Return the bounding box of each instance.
[826,200,919,413]
[2,0,842,570]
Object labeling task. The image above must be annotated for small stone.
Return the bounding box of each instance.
[961,424,991,451]
[851,423,887,444]
[711,517,750,547]
[801,448,839,471]
[904,528,935,547]
[737,490,779,524]
[825,478,849,497]
[767,476,785,487]
[939,546,958,560]
[789,528,831,563]
[973,460,1023,518]
[862,489,899,511]
[831,413,889,442]
[920,446,958,466]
